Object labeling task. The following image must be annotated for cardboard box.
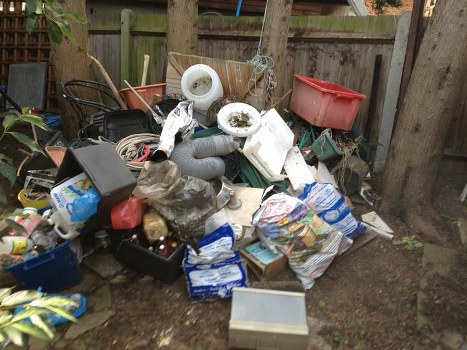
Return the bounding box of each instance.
[55,143,136,234]
[229,288,309,350]
[240,240,287,282]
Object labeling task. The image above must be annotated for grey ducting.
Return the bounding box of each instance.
[169,135,239,180]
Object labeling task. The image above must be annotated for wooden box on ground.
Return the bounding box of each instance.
[229,287,309,350]
[165,52,266,111]
[240,240,287,282]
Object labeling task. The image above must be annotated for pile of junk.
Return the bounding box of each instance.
[0,54,394,346]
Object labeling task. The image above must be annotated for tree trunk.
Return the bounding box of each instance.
[262,0,293,110]
[50,0,94,139]
[381,0,467,239]
[167,0,199,54]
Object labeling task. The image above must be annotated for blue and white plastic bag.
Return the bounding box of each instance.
[183,223,248,301]
[299,182,366,239]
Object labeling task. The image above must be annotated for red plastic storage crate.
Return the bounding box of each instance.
[289,76,365,131]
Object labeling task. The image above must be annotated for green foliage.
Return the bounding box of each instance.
[373,0,402,14]
[0,113,51,204]
[401,235,423,251]
[24,0,86,45]
[0,288,78,347]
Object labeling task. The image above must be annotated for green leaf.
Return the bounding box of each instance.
[40,305,77,323]
[30,296,78,309]
[318,299,326,309]
[2,326,25,347]
[26,14,40,33]
[1,290,44,307]
[25,0,39,14]
[63,11,86,24]
[0,289,14,304]
[46,17,63,44]
[7,131,44,154]
[0,330,7,343]
[2,115,17,130]
[10,321,51,341]
[0,153,16,187]
[30,314,55,339]
[0,190,6,204]
[0,311,13,325]
[15,114,52,132]
[4,219,26,235]
[11,307,49,323]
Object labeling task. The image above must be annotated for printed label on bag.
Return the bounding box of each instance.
[12,239,28,254]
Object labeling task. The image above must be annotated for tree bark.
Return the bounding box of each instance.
[381,0,467,239]
[262,0,293,110]
[167,0,199,55]
[50,0,94,139]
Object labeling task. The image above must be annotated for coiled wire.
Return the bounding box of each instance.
[115,133,161,170]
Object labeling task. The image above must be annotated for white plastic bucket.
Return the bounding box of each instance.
[181,64,223,111]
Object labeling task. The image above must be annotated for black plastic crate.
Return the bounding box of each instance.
[103,109,150,143]
[110,230,185,284]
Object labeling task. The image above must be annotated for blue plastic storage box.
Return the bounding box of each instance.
[4,241,83,292]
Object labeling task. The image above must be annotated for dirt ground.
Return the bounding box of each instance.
[1,131,466,350]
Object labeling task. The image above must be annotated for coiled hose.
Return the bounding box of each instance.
[115,133,160,170]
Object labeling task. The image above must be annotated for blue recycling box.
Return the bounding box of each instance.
[4,241,83,293]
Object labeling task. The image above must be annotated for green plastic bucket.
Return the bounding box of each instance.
[311,129,343,161]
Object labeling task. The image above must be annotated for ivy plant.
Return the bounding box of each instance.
[0,114,51,204]
[25,0,86,45]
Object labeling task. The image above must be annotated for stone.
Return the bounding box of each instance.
[66,266,103,294]
[440,330,464,350]
[458,217,467,246]
[422,244,457,277]
[88,283,112,312]
[28,338,49,350]
[64,310,115,340]
[83,253,124,279]
[307,317,332,350]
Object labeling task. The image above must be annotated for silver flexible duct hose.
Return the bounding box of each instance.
[169,135,239,180]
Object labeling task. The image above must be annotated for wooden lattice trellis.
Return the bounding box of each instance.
[0,1,58,112]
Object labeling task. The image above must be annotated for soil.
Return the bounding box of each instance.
[1,130,466,350]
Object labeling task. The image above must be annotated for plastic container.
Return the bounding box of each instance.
[289,76,366,131]
[229,288,309,350]
[18,188,49,210]
[181,64,223,111]
[4,241,83,292]
[0,236,34,255]
[311,129,343,161]
[110,230,185,284]
[103,109,150,143]
[242,108,294,182]
[120,83,166,110]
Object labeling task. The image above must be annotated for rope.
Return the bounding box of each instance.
[247,0,277,98]
[115,133,161,170]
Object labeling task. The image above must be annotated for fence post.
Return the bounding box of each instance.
[121,9,135,88]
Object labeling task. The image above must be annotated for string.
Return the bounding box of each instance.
[247,0,276,98]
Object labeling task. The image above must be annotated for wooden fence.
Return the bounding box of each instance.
[88,12,400,146]
[0,6,465,157]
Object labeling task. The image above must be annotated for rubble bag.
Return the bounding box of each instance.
[133,160,217,238]
[299,182,366,239]
[252,193,351,289]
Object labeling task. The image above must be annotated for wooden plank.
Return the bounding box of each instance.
[373,12,411,173]
[120,9,135,87]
